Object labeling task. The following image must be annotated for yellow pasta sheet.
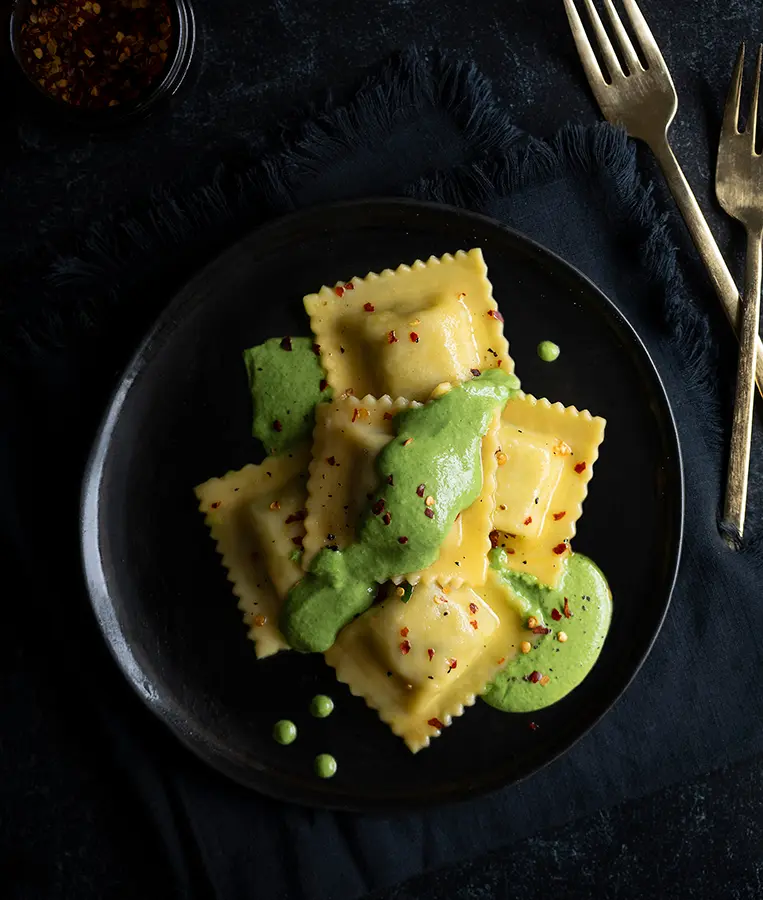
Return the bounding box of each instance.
[305,248,511,402]
[325,573,528,752]
[195,446,310,658]
[491,393,606,588]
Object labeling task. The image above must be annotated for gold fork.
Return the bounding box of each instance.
[564,0,763,395]
[716,44,762,546]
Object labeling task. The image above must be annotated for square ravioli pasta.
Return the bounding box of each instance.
[195,446,310,658]
[305,248,511,402]
[490,393,606,588]
[304,392,499,586]
[325,574,528,752]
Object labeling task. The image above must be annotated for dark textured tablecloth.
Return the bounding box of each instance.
[3,40,763,900]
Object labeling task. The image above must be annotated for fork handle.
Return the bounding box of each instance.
[721,227,762,546]
[650,136,763,396]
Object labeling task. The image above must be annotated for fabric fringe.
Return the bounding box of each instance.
[0,48,521,370]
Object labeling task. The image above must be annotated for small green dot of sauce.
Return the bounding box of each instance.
[310,694,334,718]
[537,340,560,362]
[314,753,337,778]
[273,720,297,745]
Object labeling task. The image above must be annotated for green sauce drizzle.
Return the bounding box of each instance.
[482,548,612,713]
[244,337,332,455]
[280,369,520,653]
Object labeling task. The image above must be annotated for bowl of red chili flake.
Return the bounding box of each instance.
[10,0,197,121]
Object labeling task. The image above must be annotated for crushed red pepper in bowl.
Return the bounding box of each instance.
[16,0,175,110]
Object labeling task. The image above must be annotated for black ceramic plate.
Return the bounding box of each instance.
[81,199,683,810]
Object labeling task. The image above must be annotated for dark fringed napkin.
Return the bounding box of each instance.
[3,49,763,900]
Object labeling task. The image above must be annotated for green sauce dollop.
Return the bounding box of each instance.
[537,340,560,362]
[280,369,520,653]
[244,337,332,455]
[314,754,337,778]
[310,694,334,718]
[272,720,297,745]
[482,548,612,713]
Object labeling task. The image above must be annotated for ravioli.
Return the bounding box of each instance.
[195,447,310,658]
[305,249,511,402]
[325,573,528,751]
[490,393,606,588]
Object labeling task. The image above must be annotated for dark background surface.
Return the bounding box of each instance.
[4,0,763,897]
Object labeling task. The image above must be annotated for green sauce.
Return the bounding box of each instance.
[314,754,337,778]
[280,369,521,653]
[537,340,560,362]
[310,694,334,718]
[482,548,612,713]
[272,719,297,745]
[244,337,332,455]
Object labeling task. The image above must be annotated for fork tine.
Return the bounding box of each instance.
[747,45,762,148]
[620,0,670,73]
[722,43,745,138]
[580,0,623,80]
[602,0,642,74]
[563,0,606,86]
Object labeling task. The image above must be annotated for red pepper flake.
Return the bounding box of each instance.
[529,721,539,731]
[403,438,413,447]
[398,536,409,544]
[526,670,542,684]
[383,411,394,420]
[552,543,568,555]
[553,511,567,521]
[497,359,503,367]
[352,408,359,423]
[563,597,572,619]
[532,625,551,635]
[400,627,409,638]
[400,640,411,655]
[497,657,506,665]
[319,379,328,392]
[312,343,321,355]
[425,508,434,519]
[523,516,533,526]
[506,548,516,554]
[427,648,435,661]
[280,336,293,351]
[489,530,501,548]
[488,309,505,323]
[327,456,337,466]
[372,499,385,515]
[344,282,354,290]
[334,285,345,297]
[363,302,375,312]
[470,368,481,377]
[18,0,175,110]
[285,508,308,524]
[470,620,479,630]
[416,484,425,497]
[574,461,587,474]
[551,608,562,621]
[428,717,444,729]
[210,501,221,509]
[291,536,304,548]
[386,474,394,485]
[273,420,283,432]
[382,513,391,525]
[447,658,458,673]
[387,330,398,344]
[409,332,420,343]
[469,602,478,614]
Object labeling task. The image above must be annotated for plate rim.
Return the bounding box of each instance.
[80,196,685,810]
